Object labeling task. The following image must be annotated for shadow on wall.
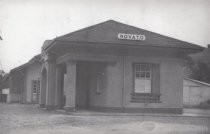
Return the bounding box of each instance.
[184,99,210,109]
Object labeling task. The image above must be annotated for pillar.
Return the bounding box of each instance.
[55,66,63,109]
[45,61,56,110]
[64,61,77,112]
[22,72,27,104]
[39,68,47,108]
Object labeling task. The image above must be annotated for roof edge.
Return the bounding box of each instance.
[184,78,210,87]
[10,54,41,73]
[54,39,204,51]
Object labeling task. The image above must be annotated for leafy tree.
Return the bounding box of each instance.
[0,70,6,91]
[0,70,5,82]
[184,47,210,83]
[190,61,210,83]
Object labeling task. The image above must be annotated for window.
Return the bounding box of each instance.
[134,64,152,93]
[131,63,161,103]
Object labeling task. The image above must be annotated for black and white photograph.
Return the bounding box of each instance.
[0,0,210,133]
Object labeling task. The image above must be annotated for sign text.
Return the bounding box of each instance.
[118,33,146,41]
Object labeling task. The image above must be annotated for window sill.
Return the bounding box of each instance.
[130,93,161,103]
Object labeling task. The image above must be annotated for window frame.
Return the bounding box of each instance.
[133,63,153,94]
[131,62,161,103]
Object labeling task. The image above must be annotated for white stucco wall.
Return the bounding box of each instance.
[26,63,41,103]
[183,79,210,106]
[7,94,21,103]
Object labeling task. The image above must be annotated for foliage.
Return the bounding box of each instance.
[0,70,5,79]
[190,61,210,84]
[0,70,7,90]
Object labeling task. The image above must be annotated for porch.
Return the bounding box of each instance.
[39,53,121,111]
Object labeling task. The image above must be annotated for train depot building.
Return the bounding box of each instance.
[9,55,41,103]
[11,20,204,113]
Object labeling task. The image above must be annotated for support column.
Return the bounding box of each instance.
[22,72,27,104]
[55,66,63,109]
[46,61,56,110]
[39,68,47,108]
[64,61,77,112]
[8,76,13,103]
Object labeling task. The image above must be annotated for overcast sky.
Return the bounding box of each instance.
[0,0,210,72]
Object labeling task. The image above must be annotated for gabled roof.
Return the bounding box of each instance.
[43,20,204,51]
[10,54,41,73]
[184,78,210,87]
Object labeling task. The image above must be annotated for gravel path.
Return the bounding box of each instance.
[0,103,210,134]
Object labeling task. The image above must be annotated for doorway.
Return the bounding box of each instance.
[75,61,107,110]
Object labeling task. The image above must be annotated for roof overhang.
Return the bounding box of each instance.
[10,54,41,74]
[44,39,204,56]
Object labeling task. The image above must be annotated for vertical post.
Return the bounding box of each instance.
[39,68,47,108]
[22,72,27,104]
[55,66,62,109]
[46,61,56,110]
[8,76,13,103]
[36,79,40,104]
[64,61,77,112]
[122,56,126,112]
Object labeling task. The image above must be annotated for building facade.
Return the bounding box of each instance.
[38,20,203,113]
[9,55,41,103]
[184,78,210,107]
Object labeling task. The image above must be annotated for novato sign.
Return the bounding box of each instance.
[118,33,146,41]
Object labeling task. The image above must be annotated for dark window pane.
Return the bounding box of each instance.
[140,72,145,78]
[146,65,151,71]
[136,72,140,78]
[136,65,140,71]
[141,65,146,71]
[146,72,151,78]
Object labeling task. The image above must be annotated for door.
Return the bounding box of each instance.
[31,80,40,103]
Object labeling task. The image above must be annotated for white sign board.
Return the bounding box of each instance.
[118,33,146,41]
[2,88,9,94]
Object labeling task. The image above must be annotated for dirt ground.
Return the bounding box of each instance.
[0,103,210,134]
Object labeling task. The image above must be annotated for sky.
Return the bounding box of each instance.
[0,0,210,72]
